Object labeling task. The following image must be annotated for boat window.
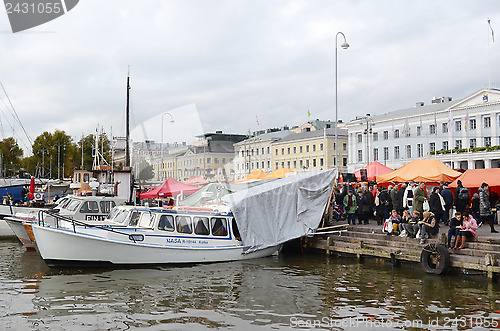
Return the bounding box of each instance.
[211,217,228,237]
[158,215,174,231]
[138,212,155,228]
[110,209,129,224]
[80,201,99,213]
[194,217,210,235]
[66,200,81,212]
[231,218,241,241]
[58,198,70,209]
[83,173,90,183]
[99,201,116,214]
[176,215,192,234]
[129,211,141,226]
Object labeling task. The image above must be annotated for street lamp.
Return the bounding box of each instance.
[160,112,174,181]
[335,31,349,177]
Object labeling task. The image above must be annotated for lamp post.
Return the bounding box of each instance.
[335,32,349,176]
[160,112,174,181]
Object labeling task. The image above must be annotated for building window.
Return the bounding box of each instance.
[312,158,316,167]
[429,124,436,135]
[267,160,270,168]
[343,157,348,167]
[293,160,297,168]
[383,131,389,140]
[299,146,303,153]
[319,143,323,151]
[306,145,309,153]
[430,142,436,153]
[406,145,411,158]
[305,159,309,168]
[417,126,421,136]
[281,161,285,168]
[383,147,389,160]
[455,139,462,149]
[267,147,270,154]
[373,148,379,161]
[442,123,448,133]
[255,149,258,156]
[394,129,400,138]
[287,161,291,168]
[312,144,316,152]
[394,146,400,159]
[357,134,363,143]
[262,148,265,154]
[456,120,462,131]
[275,162,278,169]
[485,136,492,147]
[470,138,476,148]
[442,141,449,150]
[470,118,476,130]
[417,143,423,157]
[405,128,410,137]
[343,142,347,151]
[275,149,278,156]
[261,161,265,168]
[299,160,303,169]
[357,150,363,162]
[320,158,324,167]
[281,148,285,155]
[484,116,491,128]
[373,132,378,141]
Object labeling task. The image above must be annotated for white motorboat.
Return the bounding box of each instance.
[32,205,280,266]
[5,195,127,249]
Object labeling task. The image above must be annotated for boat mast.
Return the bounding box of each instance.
[125,66,131,168]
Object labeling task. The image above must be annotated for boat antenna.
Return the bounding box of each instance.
[125,66,131,168]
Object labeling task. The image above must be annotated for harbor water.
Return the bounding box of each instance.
[1,239,499,330]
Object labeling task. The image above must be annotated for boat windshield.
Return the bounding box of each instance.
[211,217,228,236]
[66,200,81,212]
[109,208,129,224]
[138,212,155,228]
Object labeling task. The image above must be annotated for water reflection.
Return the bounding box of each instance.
[0,241,499,330]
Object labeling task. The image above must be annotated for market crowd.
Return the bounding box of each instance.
[332,180,498,246]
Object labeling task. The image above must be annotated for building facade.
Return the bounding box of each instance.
[233,130,292,180]
[270,128,348,174]
[347,88,500,172]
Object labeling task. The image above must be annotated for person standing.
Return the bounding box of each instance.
[390,184,399,215]
[343,190,357,225]
[429,186,445,224]
[363,186,374,223]
[403,181,416,213]
[397,182,407,215]
[440,184,454,225]
[454,180,469,214]
[479,182,498,233]
[413,182,428,214]
[471,193,480,222]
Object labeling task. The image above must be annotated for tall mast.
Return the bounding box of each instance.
[125,66,131,168]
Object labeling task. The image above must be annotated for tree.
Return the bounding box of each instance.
[76,133,112,171]
[0,137,23,177]
[137,160,154,182]
[32,130,74,178]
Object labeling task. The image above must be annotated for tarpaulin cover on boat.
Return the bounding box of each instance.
[223,169,336,254]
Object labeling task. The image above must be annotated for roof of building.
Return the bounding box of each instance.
[234,130,293,145]
[275,128,347,144]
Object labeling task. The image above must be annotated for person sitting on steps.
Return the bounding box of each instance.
[454,212,478,249]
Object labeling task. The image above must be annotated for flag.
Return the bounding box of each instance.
[464,109,469,130]
[307,110,311,117]
[434,112,438,136]
[403,118,410,135]
[256,115,260,126]
[446,110,454,130]
[489,19,495,42]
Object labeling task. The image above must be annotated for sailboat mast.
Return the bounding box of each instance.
[125,67,131,168]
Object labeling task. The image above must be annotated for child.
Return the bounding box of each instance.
[388,209,401,235]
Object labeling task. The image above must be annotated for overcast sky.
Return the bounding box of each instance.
[0,0,499,156]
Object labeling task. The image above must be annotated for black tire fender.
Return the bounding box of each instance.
[420,243,450,275]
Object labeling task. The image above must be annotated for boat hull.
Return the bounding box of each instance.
[0,219,15,238]
[5,218,36,248]
[32,225,279,266]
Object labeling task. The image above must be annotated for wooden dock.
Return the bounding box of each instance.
[306,223,500,280]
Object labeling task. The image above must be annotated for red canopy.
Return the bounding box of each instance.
[184,176,209,186]
[140,177,201,199]
[354,161,393,182]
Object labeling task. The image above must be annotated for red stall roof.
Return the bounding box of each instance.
[140,177,201,199]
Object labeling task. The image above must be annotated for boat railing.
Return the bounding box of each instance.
[37,210,147,243]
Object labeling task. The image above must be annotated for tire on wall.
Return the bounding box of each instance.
[420,243,450,275]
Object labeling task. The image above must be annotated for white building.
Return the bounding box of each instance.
[347,88,500,172]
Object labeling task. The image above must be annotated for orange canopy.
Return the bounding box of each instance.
[263,168,295,179]
[235,170,268,183]
[376,159,462,184]
[354,161,393,182]
[449,169,500,189]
